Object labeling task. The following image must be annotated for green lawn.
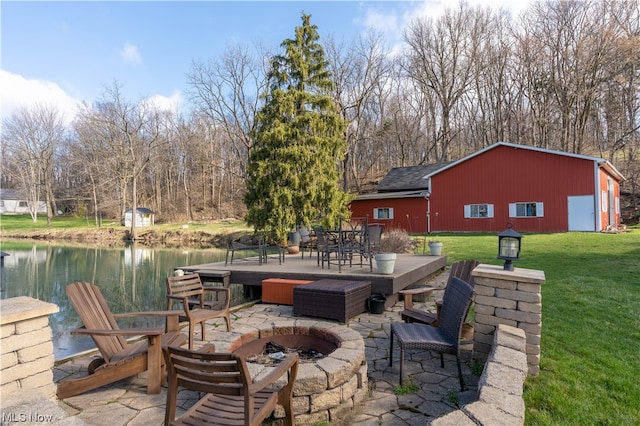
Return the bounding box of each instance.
[0,214,250,233]
[2,215,639,423]
[426,231,640,425]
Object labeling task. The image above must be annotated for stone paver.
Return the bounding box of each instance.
[48,270,481,425]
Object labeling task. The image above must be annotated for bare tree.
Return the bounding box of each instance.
[404,4,487,161]
[187,43,268,176]
[82,82,165,239]
[1,104,66,224]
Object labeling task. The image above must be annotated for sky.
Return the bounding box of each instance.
[1,1,531,124]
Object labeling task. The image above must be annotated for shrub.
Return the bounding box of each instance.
[379,229,417,253]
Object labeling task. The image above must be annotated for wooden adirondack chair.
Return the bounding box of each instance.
[166,273,232,349]
[56,282,187,399]
[163,345,299,426]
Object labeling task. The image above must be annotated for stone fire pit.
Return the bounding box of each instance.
[208,320,367,424]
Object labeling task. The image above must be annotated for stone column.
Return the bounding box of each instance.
[471,264,545,376]
[0,296,59,399]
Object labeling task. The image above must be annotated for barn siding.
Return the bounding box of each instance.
[350,198,428,233]
[598,167,621,230]
[430,145,596,233]
[350,144,623,234]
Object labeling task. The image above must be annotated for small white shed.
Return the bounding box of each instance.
[123,208,155,227]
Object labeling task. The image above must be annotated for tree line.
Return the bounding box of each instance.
[2,1,639,231]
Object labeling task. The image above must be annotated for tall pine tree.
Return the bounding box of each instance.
[245,13,350,243]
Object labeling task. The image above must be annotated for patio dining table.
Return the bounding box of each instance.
[323,227,367,271]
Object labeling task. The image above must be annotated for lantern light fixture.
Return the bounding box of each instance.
[497,224,522,271]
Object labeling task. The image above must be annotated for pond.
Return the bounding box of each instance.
[0,240,255,360]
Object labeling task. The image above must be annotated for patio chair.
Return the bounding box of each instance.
[362,223,384,271]
[225,235,267,265]
[163,345,299,426]
[400,259,480,326]
[56,282,187,399]
[390,277,475,390]
[313,225,339,269]
[166,273,231,349]
[297,226,317,259]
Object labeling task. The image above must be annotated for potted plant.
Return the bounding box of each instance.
[428,240,443,256]
[374,229,416,274]
[287,230,300,254]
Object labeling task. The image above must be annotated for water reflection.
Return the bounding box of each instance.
[0,241,250,360]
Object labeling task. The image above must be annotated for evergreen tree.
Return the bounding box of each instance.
[245,13,350,243]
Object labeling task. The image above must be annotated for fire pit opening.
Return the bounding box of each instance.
[232,329,339,363]
[233,334,338,364]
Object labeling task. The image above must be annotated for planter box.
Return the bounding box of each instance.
[262,278,313,305]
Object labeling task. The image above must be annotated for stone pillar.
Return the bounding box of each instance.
[0,296,59,399]
[471,264,545,376]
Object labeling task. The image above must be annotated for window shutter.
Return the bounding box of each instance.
[464,205,471,218]
[509,203,517,217]
[388,208,394,219]
[373,208,379,219]
[536,203,544,217]
[487,204,494,218]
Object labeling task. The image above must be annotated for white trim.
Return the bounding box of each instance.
[509,202,544,218]
[373,207,394,220]
[464,203,494,218]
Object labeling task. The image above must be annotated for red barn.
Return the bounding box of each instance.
[350,142,625,233]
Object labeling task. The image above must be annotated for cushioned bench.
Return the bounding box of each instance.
[262,278,313,305]
[293,279,371,323]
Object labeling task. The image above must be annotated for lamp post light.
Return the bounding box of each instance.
[497,224,522,271]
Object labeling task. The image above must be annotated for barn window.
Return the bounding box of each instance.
[19,201,28,207]
[464,204,494,218]
[373,207,394,220]
[509,202,544,218]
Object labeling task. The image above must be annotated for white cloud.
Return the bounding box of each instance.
[0,69,81,124]
[119,42,142,64]
[361,7,399,35]
[145,90,183,114]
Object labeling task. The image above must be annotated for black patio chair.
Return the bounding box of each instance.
[297,226,317,259]
[389,277,475,390]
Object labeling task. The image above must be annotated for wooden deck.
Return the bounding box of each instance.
[177,252,447,304]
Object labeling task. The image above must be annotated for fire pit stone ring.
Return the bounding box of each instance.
[205,318,368,423]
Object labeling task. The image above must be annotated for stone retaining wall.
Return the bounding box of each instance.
[432,324,528,425]
[0,296,59,400]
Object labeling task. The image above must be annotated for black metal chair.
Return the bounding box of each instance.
[389,277,475,390]
[362,223,384,271]
[297,226,317,259]
[312,225,339,269]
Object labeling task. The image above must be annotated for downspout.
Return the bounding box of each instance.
[593,162,601,232]
[423,185,431,235]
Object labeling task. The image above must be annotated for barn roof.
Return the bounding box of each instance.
[376,163,452,192]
